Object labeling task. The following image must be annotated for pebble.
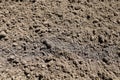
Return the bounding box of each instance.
[13,43,18,47]
[7,55,19,64]
[41,64,46,68]
[42,39,55,49]
[90,36,95,41]
[0,31,7,39]
[7,55,16,62]
[117,19,120,24]
[102,57,110,65]
[116,51,120,57]
[98,35,106,43]
[30,66,35,71]
[8,55,15,60]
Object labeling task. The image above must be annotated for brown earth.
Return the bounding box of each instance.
[0,0,120,80]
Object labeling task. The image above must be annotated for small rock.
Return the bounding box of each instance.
[117,18,120,24]
[7,55,19,64]
[116,51,120,57]
[30,66,35,71]
[13,43,18,46]
[102,57,111,65]
[7,55,15,61]
[98,35,106,43]
[21,60,28,67]
[90,36,95,41]
[0,31,7,39]
[42,39,55,49]
[92,19,99,24]
[41,64,46,68]
[55,66,60,70]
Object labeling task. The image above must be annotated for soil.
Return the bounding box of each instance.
[0,0,120,80]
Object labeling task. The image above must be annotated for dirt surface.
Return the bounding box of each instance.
[0,0,120,80]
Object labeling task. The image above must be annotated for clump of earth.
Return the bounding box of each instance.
[0,0,120,80]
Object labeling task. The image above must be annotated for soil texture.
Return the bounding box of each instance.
[0,0,120,80]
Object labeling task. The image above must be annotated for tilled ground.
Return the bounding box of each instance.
[0,0,120,80]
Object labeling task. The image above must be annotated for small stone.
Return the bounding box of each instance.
[42,39,55,49]
[7,55,19,65]
[98,35,106,43]
[30,66,35,71]
[8,55,15,61]
[117,18,120,24]
[90,36,95,41]
[21,60,28,67]
[41,64,46,68]
[116,51,120,57]
[0,31,7,39]
[92,19,99,24]
[9,55,15,59]
[13,43,18,46]
[102,57,110,65]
